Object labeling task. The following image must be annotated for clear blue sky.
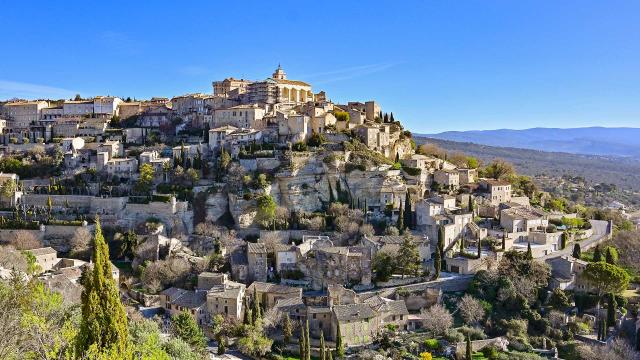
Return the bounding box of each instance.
[1,1,639,133]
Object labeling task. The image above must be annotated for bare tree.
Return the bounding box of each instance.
[9,231,42,250]
[577,338,640,360]
[359,224,375,237]
[0,246,28,273]
[457,294,485,325]
[70,227,92,259]
[420,304,453,337]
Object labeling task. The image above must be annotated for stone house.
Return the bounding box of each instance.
[331,303,378,346]
[434,169,460,190]
[247,281,302,310]
[361,235,431,265]
[247,243,268,282]
[363,295,409,331]
[302,246,372,291]
[274,244,298,273]
[478,179,512,206]
[458,168,477,185]
[547,255,589,291]
[160,287,208,326]
[203,273,246,322]
[29,247,58,273]
[500,206,548,233]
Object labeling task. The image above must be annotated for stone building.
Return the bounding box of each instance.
[247,243,268,282]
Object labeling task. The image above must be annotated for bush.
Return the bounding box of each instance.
[292,142,307,152]
[444,328,464,343]
[423,338,439,351]
[402,165,421,176]
[459,326,487,340]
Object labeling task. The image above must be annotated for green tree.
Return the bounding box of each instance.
[217,337,225,355]
[299,321,305,360]
[404,192,413,229]
[120,229,139,259]
[336,321,345,359]
[548,288,571,310]
[607,293,617,326]
[252,287,262,324]
[397,236,422,278]
[243,297,252,325]
[397,201,405,232]
[526,241,533,260]
[76,217,131,357]
[466,336,472,360]
[129,318,170,360]
[136,163,155,195]
[170,311,207,354]
[256,195,277,226]
[236,320,272,358]
[593,245,602,262]
[483,159,515,180]
[282,313,293,344]
[434,226,444,279]
[605,246,618,264]
[305,319,311,360]
[47,195,53,216]
[320,330,326,360]
[560,231,568,250]
[573,243,581,259]
[372,251,396,282]
[581,262,630,301]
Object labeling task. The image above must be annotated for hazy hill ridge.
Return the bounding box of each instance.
[421,127,640,158]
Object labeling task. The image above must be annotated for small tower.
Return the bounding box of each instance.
[272,64,287,80]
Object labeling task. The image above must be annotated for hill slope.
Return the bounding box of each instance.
[421,127,640,158]
[414,136,640,192]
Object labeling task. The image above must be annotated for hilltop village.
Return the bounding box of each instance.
[0,66,638,360]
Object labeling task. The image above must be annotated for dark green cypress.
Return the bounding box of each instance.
[593,245,602,262]
[573,243,581,259]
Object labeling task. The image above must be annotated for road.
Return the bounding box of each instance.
[539,219,610,261]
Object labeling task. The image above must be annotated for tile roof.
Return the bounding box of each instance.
[29,247,57,256]
[172,290,207,309]
[247,243,267,254]
[333,304,376,321]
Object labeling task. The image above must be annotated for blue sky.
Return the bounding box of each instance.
[1,1,639,133]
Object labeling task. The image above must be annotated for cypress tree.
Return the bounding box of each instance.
[560,231,567,250]
[283,313,293,344]
[217,336,225,355]
[605,247,616,264]
[328,349,334,360]
[76,217,131,356]
[252,287,261,324]
[299,322,305,360]
[526,241,533,260]
[397,201,405,232]
[468,196,474,214]
[466,336,472,360]
[357,198,360,210]
[390,112,395,122]
[383,113,389,123]
[404,192,412,230]
[477,236,482,259]
[320,330,326,360]
[593,245,602,262]
[336,322,345,359]
[305,319,311,360]
[597,317,602,340]
[573,243,581,259]
[607,293,617,326]
[243,297,252,325]
[502,231,506,251]
[434,226,444,279]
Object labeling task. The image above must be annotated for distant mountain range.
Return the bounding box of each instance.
[420,127,640,158]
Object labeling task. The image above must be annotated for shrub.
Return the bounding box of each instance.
[423,338,439,351]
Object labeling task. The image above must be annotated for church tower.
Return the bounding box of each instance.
[272,64,287,80]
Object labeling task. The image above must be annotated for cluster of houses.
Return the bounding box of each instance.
[0,65,615,351]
